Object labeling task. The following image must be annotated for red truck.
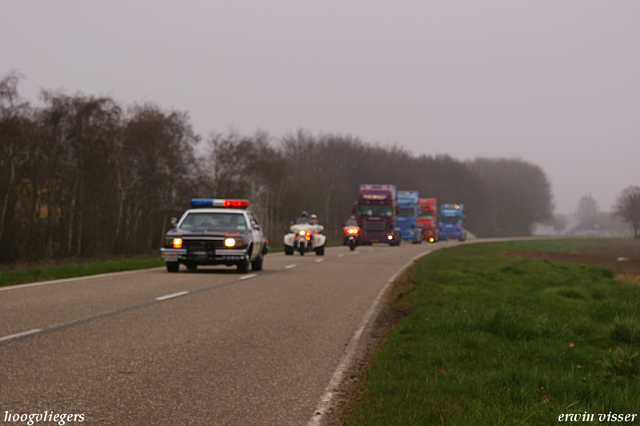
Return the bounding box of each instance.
[418,198,439,243]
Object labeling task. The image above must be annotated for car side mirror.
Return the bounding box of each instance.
[170,217,177,226]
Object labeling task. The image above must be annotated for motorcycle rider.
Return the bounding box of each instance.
[345,215,357,227]
[310,214,322,225]
[296,211,311,224]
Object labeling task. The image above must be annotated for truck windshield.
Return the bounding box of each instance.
[418,211,434,219]
[398,208,415,217]
[440,217,461,224]
[179,212,248,232]
[357,204,393,217]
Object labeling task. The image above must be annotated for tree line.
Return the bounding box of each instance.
[1,72,554,262]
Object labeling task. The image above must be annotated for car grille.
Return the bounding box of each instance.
[184,239,225,252]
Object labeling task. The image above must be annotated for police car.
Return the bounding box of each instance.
[160,199,268,273]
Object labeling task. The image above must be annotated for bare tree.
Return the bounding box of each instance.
[121,103,199,253]
[613,186,640,239]
[575,194,600,234]
[551,214,569,235]
[0,71,33,260]
[0,71,27,250]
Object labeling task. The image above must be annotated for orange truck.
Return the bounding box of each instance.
[418,198,439,243]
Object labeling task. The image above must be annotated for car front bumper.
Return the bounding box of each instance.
[160,247,249,265]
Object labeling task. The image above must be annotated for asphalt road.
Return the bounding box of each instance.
[0,241,453,425]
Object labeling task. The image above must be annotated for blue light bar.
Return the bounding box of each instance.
[191,199,215,208]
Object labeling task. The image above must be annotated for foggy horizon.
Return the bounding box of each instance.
[3,0,639,216]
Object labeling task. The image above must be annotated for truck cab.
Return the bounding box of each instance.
[418,198,439,243]
[353,184,401,246]
[397,190,422,243]
[439,203,467,241]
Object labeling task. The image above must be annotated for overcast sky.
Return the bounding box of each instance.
[2,1,639,215]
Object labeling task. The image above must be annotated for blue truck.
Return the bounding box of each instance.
[439,203,467,241]
[397,190,423,243]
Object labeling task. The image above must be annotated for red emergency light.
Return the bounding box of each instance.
[223,199,249,208]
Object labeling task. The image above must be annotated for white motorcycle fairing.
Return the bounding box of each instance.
[283,223,326,255]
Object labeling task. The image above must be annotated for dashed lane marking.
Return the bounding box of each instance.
[0,329,42,342]
[155,291,190,301]
[239,274,257,280]
[1,275,251,346]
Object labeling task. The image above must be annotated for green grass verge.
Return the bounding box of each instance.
[0,257,165,287]
[347,239,640,425]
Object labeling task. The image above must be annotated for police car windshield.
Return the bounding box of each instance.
[179,212,248,232]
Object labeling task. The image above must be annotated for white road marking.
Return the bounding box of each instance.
[155,291,189,301]
[315,259,324,263]
[239,274,257,280]
[0,329,42,342]
[285,264,297,269]
[337,254,344,258]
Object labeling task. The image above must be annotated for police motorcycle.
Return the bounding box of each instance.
[342,216,361,251]
[283,212,326,256]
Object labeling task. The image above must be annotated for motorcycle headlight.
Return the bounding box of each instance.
[299,230,305,236]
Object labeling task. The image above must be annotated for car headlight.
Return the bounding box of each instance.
[224,238,236,248]
[172,238,183,249]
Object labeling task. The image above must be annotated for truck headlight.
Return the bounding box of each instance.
[172,238,183,249]
[224,238,236,247]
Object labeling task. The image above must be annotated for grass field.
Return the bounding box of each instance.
[347,239,640,425]
[0,257,165,287]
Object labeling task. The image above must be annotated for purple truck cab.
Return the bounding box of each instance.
[352,184,401,246]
